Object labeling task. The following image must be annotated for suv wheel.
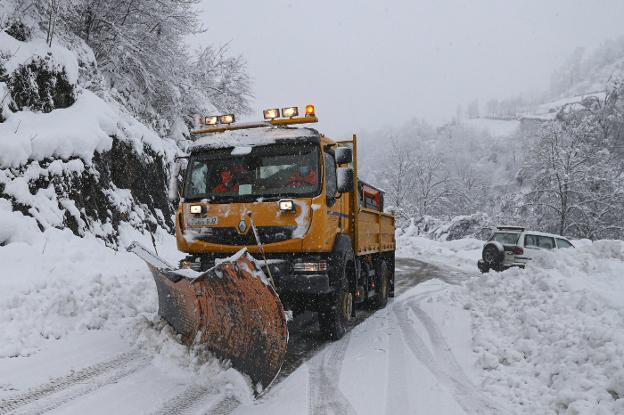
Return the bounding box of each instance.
[482,242,504,270]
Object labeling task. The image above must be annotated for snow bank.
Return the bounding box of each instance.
[0,225,181,358]
[397,233,483,271]
[467,240,624,413]
[0,198,41,244]
[398,233,624,413]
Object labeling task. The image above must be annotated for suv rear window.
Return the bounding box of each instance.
[490,232,520,245]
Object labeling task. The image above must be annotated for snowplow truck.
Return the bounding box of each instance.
[132,105,395,391]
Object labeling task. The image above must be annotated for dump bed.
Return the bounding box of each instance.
[354,180,395,256]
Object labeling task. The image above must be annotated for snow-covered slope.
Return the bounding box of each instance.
[0,9,182,246]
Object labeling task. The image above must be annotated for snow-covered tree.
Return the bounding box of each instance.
[27,0,251,138]
[522,95,624,238]
[381,136,416,221]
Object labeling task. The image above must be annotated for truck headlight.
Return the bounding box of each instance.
[278,199,295,212]
[190,205,203,214]
[293,260,328,273]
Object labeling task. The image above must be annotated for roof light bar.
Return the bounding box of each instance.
[192,104,319,136]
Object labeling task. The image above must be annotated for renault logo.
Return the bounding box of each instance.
[238,219,247,233]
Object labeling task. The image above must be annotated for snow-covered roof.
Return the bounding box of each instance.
[189,127,320,151]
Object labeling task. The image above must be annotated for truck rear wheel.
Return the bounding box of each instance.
[318,277,352,340]
[371,261,390,309]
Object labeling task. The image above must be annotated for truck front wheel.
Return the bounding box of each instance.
[318,277,352,340]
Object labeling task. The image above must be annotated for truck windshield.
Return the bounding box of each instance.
[184,143,320,202]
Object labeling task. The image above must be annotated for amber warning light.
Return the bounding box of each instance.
[305,104,315,117]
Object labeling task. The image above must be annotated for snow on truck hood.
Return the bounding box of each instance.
[189,127,320,151]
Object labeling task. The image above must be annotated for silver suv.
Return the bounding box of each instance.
[478,226,574,272]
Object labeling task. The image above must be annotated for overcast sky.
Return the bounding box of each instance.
[189,0,624,137]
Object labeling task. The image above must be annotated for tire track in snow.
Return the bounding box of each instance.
[308,332,357,415]
[384,310,411,414]
[148,383,240,415]
[405,300,506,414]
[393,298,496,415]
[206,396,240,415]
[149,385,212,415]
[0,350,151,415]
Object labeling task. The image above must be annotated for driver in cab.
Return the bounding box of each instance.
[213,167,239,193]
[288,165,317,187]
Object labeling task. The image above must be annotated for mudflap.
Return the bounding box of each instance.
[127,242,288,392]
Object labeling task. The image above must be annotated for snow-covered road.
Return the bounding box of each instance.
[235,260,500,415]
[0,255,482,415]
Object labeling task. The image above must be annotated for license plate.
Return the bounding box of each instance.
[188,216,218,226]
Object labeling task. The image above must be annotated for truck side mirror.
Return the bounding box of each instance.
[335,147,353,165]
[337,167,354,193]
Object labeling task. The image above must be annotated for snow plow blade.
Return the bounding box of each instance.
[127,242,288,390]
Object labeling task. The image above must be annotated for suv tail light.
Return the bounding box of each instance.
[511,247,524,255]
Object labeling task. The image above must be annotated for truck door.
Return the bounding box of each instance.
[324,151,341,237]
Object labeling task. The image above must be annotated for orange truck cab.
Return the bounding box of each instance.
[173,106,396,339]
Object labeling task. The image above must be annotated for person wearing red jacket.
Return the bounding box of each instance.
[288,165,317,187]
[213,168,239,193]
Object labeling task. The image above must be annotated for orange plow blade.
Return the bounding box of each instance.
[127,242,288,391]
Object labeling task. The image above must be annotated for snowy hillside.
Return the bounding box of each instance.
[0,0,251,246]
[0,10,184,246]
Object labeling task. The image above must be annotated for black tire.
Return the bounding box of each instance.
[482,242,504,269]
[318,277,353,340]
[371,261,390,309]
[388,253,396,298]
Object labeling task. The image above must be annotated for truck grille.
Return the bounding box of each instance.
[195,226,296,245]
